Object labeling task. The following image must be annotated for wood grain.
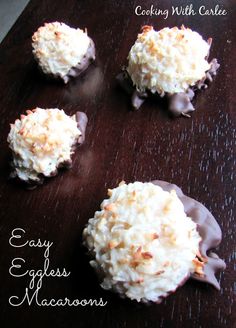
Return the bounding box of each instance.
[0,0,235,327]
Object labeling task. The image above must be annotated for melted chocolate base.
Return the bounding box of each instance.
[152,180,225,290]
[117,58,219,117]
[10,111,88,189]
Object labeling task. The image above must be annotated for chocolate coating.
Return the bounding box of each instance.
[76,111,88,144]
[195,58,220,90]
[117,56,219,117]
[152,180,226,290]
[168,89,195,117]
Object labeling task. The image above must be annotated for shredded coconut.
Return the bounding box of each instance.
[32,22,91,78]
[8,108,81,182]
[127,26,211,95]
[83,181,202,303]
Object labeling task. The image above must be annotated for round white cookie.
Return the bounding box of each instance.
[8,108,81,182]
[32,22,91,80]
[127,26,211,95]
[83,181,202,303]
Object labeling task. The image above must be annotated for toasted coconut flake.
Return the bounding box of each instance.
[104,203,116,212]
[156,270,165,275]
[142,252,153,259]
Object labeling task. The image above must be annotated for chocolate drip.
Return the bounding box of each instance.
[131,90,148,110]
[168,89,195,117]
[151,180,226,290]
[62,39,96,84]
[75,111,88,144]
[195,58,220,90]
[117,56,219,117]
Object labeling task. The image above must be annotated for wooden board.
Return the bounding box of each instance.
[0,0,235,327]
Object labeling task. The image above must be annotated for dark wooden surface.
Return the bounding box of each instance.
[0,0,235,327]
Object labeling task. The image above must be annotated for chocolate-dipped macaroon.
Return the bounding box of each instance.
[83,181,225,303]
[7,108,88,186]
[117,26,219,117]
[32,22,95,83]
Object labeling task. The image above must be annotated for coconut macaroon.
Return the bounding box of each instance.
[128,25,210,95]
[83,181,203,303]
[8,108,88,185]
[117,26,219,116]
[32,22,95,83]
